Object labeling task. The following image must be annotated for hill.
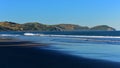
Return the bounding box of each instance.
[0,21,116,31]
[90,25,116,31]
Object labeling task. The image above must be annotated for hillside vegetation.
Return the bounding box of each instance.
[0,21,116,31]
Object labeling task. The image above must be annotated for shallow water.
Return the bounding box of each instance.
[1,31,120,62]
[15,35,120,62]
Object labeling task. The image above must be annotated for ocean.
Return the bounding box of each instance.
[1,31,120,62]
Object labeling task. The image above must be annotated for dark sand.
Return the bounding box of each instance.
[0,38,45,46]
[0,39,120,68]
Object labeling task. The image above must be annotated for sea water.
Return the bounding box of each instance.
[1,31,120,62]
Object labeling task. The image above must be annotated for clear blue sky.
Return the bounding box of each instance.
[0,0,120,30]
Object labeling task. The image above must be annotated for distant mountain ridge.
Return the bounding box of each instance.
[0,21,116,31]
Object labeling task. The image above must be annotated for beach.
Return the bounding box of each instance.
[1,0,120,67]
[0,38,120,68]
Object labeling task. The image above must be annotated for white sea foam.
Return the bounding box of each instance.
[23,33,120,39]
[0,34,20,36]
[24,33,46,36]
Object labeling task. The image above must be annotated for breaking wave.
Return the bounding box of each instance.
[23,33,120,45]
[23,33,120,38]
[0,34,20,36]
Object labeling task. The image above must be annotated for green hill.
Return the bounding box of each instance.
[90,25,116,31]
[0,21,116,31]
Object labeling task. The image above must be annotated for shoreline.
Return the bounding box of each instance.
[0,37,47,46]
[0,38,120,68]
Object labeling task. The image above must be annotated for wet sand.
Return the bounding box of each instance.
[0,38,46,46]
[0,39,120,68]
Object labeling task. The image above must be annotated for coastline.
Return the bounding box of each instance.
[0,38,120,68]
[0,37,47,46]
